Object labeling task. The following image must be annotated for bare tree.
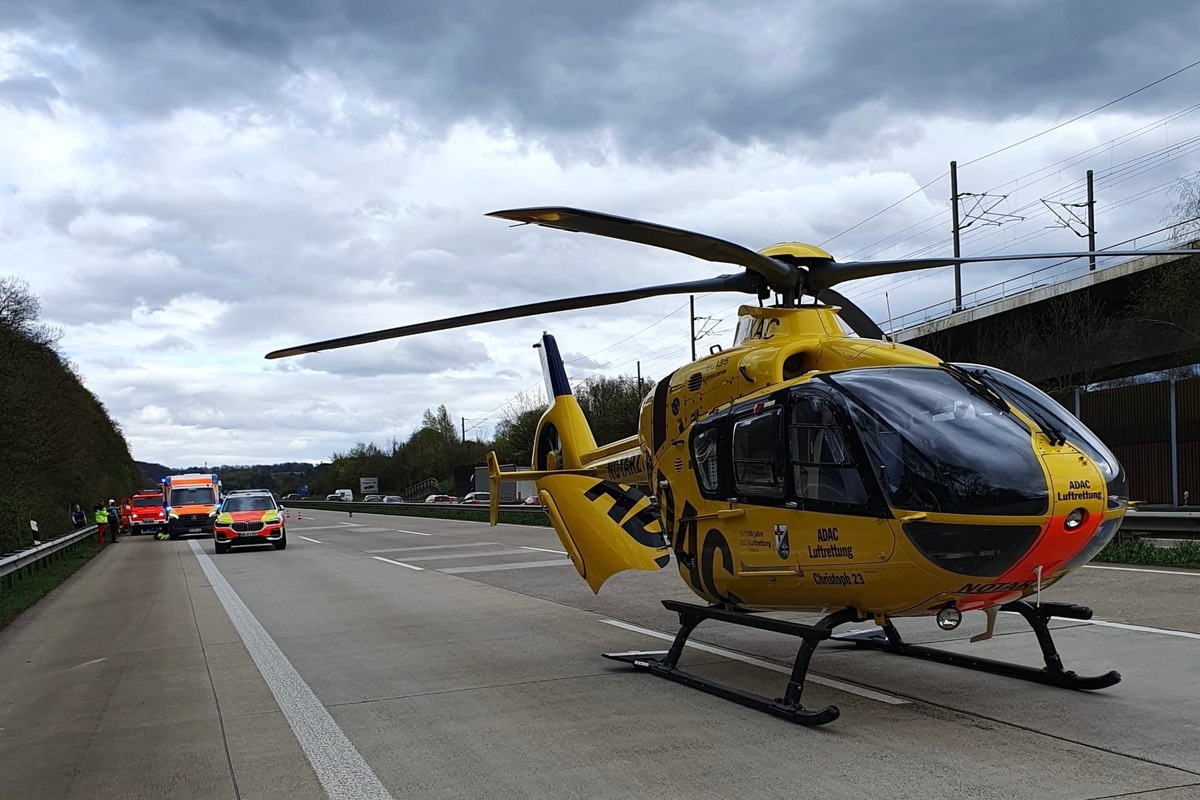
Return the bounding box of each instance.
[0,276,61,347]
[1166,177,1200,246]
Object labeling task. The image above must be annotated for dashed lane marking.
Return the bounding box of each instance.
[363,543,500,554]
[393,549,535,563]
[520,545,567,555]
[298,536,323,544]
[600,619,909,705]
[372,556,424,571]
[440,559,573,574]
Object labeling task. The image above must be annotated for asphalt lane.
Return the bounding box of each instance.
[233,507,1200,797]
[3,508,1199,799]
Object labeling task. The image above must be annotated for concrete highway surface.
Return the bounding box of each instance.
[2,508,1199,799]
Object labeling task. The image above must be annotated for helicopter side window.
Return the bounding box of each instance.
[732,408,785,497]
[693,428,721,493]
[789,394,869,507]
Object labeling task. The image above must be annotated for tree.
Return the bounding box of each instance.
[421,405,459,443]
[0,276,60,347]
[492,389,548,465]
[1167,178,1200,246]
[576,375,649,445]
[492,406,546,464]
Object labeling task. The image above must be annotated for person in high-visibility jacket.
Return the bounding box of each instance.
[93,504,108,544]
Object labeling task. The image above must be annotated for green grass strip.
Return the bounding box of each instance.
[0,538,106,630]
[1094,538,1200,569]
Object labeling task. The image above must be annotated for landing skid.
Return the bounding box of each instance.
[604,599,1120,726]
[835,599,1121,691]
[603,600,860,727]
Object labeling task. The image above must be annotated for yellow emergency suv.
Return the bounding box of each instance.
[211,489,287,554]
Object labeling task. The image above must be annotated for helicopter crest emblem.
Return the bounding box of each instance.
[774,524,790,559]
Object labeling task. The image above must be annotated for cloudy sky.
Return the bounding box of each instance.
[5,1,1200,467]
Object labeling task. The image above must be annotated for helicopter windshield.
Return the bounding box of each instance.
[826,367,1049,516]
[955,364,1127,507]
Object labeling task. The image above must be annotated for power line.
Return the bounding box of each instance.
[960,57,1200,169]
[822,58,1200,252]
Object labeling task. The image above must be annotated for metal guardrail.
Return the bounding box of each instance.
[0,525,99,581]
[1120,511,1200,540]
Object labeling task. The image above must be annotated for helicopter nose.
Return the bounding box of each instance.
[997,452,1112,586]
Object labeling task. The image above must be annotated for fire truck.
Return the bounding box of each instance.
[160,473,222,539]
[122,488,168,535]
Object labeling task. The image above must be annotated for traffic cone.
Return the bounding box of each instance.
[297,512,302,521]
[348,510,353,518]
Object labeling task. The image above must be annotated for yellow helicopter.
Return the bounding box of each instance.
[269,207,1200,726]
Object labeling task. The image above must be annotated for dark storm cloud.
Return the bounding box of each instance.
[9,1,1200,161]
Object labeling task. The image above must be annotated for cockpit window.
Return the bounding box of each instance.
[827,367,1049,516]
[732,407,785,497]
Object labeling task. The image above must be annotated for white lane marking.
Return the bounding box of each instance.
[346,526,390,533]
[396,549,534,563]
[364,543,499,554]
[65,657,108,671]
[440,559,573,574]
[1085,564,1200,577]
[298,536,323,544]
[1085,619,1200,640]
[998,610,1200,641]
[394,529,433,537]
[188,541,394,800]
[289,525,351,531]
[337,522,362,527]
[372,556,424,571]
[600,619,909,706]
[521,545,568,555]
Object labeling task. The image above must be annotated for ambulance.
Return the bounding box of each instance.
[159,473,222,539]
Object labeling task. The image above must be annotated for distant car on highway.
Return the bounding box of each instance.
[522,495,543,506]
[362,494,382,502]
[212,489,286,554]
[282,493,305,501]
[383,495,404,503]
[425,494,455,504]
[459,492,490,505]
[324,493,345,501]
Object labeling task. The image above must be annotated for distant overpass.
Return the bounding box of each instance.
[891,247,1200,388]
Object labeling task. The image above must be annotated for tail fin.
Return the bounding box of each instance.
[531,333,597,470]
[484,333,670,592]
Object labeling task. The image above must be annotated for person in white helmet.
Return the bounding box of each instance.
[106,499,120,543]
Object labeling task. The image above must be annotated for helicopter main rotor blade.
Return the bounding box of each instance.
[488,207,799,289]
[808,249,1200,290]
[814,288,885,340]
[265,272,763,359]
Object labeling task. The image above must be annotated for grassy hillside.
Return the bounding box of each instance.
[0,324,141,554]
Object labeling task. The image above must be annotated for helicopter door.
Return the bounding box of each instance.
[787,390,895,566]
[724,406,800,575]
